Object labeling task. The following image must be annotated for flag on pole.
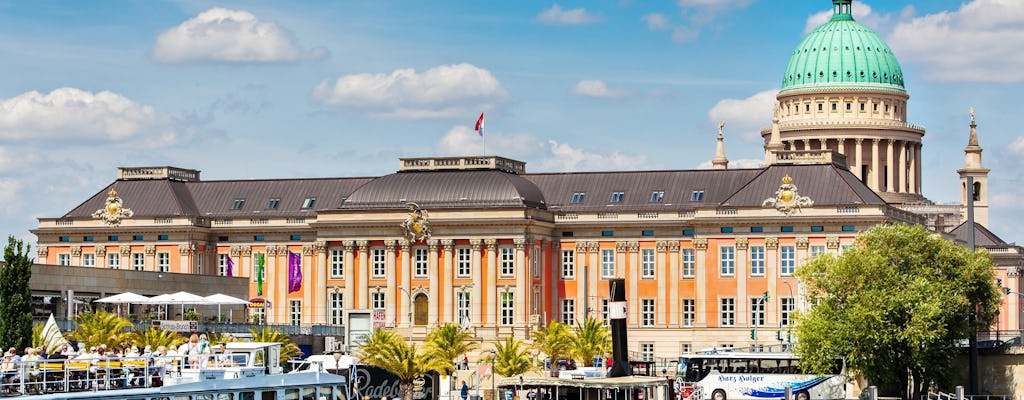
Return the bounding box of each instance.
[256,253,265,296]
[226,255,234,277]
[287,251,302,293]
[474,112,485,136]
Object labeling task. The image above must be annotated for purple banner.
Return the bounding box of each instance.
[288,251,302,293]
[226,255,234,277]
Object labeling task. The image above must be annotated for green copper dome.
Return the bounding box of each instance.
[781,0,904,92]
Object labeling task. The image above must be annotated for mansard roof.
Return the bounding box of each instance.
[341,170,547,210]
[721,163,886,207]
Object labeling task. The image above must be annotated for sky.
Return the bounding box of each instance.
[3,0,1024,244]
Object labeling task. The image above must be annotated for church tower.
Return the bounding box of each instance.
[958,108,990,226]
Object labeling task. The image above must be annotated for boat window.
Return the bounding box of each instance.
[240,392,255,400]
[334,385,348,400]
[175,396,192,400]
[286,388,301,400]
[263,390,277,400]
[197,395,215,400]
[254,350,265,367]
[153,398,171,400]
[319,387,335,399]
[303,387,317,399]
[219,394,235,400]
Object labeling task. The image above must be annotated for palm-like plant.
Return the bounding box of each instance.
[131,327,185,349]
[531,321,573,376]
[249,327,302,362]
[426,323,477,372]
[491,337,532,377]
[69,310,133,348]
[357,329,448,400]
[571,317,610,366]
[204,331,234,345]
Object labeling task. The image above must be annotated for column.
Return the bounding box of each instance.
[836,138,846,156]
[177,244,191,274]
[694,239,708,326]
[575,242,588,321]
[885,139,895,192]
[143,246,154,272]
[514,238,528,326]
[357,241,369,310]
[871,138,880,190]
[819,138,827,151]
[442,240,454,323]
[915,143,923,194]
[897,141,907,193]
[736,239,748,327]
[624,242,639,325]
[315,242,327,324]
[400,240,412,327]
[343,241,355,310]
[854,138,864,180]
[668,242,680,326]
[428,239,439,325]
[472,239,485,324]
[120,245,130,270]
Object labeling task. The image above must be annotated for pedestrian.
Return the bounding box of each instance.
[461,380,469,400]
[462,354,469,370]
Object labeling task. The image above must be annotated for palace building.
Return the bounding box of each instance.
[31,0,1024,358]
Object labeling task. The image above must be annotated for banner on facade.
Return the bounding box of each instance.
[152,320,198,332]
[372,309,386,329]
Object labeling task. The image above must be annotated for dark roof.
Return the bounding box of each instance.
[342,170,546,210]
[64,180,199,218]
[949,221,1007,246]
[524,169,763,212]
[721,164,886,207]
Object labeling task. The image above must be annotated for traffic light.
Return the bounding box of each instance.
[750,329,756,340]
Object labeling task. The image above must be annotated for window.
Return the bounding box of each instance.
[371,249,386,278]
[720,227,733,233]
[108,235,119,241]
[132,253,144,271]
[158,235,169,241]
[818,103,823,111]
[561,299,575,325]
[831,102,837,111]
[329,292,344,325]
[457,292,471,324]
[132,235,143,241]
[217,236,228,241]
[680,343,692,354]
[371,292,385,309]
[781,297,796,326]
[338,196,348,207]
[267,198,280,209]
[811,245,826,257]
[157,252,170,273]
[57,253,70,266]
[290,235,302,241]
[690,191,705,202]
[780,246,796,275]
[83,236,94,242]
[750,226,763,233]
[601,249,615,278]
[251,307,266,325]
[254,235,265,241]
[196,255,202,275]
[218,254,229,276]
[750,246,765,276]
[719,298,736,326]
[641,249,655,278]
[601,230,614,237]
[561,250,575,279]
[860,103,865,111]
[780,226,794,233]
[842,225,855,232]
[82,253,95,267]
[641,230,654,237]
[499,247,515,277]
[457,248,471,277]
[107,253,119,269]
[682,299,695,327]
[610,192,624,203]
[500,292,515,325]
[231,199,245,210]
[641,299,655,327]
[562,232,574,237]
[289,300,301,326]
[750,298,766,327]
[301,197,316,209]
[682,229,695,236]
[414,248,428,277]
[640,343,655,361]
[682,249,695,278]
[720,246,735,276]
[811,226,824,232]
[330,249,344,278]
[571,192,585,204]
[58,236,70,242]
[650,191,665,203]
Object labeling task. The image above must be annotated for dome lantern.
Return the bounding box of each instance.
[832,0,853,20]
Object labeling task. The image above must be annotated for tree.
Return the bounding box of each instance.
[69,309,133,348]
[571,317,610,367]
[795,224,1001,400]
[491,336,532,377]
[249,327,302,362]
[531,321,573,376]
[0,235,33,351]
[356,329,447,400]
[426,322,477,372]
[131,327,185,349]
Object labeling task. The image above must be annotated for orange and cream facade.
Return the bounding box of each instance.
[30,0,1024,358]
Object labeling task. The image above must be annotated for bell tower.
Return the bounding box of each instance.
[958,108,990,227]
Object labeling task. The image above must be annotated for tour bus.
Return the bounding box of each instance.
[675,352,846,400]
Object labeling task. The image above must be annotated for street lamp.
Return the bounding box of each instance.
[398,285,414,344]
[781,281,795,349]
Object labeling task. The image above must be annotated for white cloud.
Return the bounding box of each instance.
[645,0,752,42]
[571,80,625,98]
[311,63,508,119]
[696,158,764,169]
[804,2,896,34]
[152,7,324,63]
[707,89,777,142]
[437,125,542,158]
[539,140,648,172]
[537,4,603,25]
[643,13,669,30]
[0,88,190,146]
[435,127,648,172]
[1009,137,1024,155]
[887,0,1024,82]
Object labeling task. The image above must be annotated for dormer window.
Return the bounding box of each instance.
[649,191,665,203]
[231,199,245,210]
[610,192,624,203]
[690,191,705,202]
[570,192,586,204]
[267,198,280,209]
[302,197,317,209]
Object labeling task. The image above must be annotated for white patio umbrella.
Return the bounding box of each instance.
[95,292,150,304]
[203,294,249,322]
[146,291,208,319]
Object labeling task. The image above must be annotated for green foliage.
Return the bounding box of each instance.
[425,323,477,372]
[248,327,302,362]
[356,329,448,400]
[795,224,1002,400]
[183,309,200,321]
[571,317,611,365]
[0,236,33,351]
[131,327,185,349]
[70,309,133,348]
[491,336,532,377]
[204,331,234,345]
[531,321,573,375]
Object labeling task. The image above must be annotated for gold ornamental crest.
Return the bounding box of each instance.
[93,189,134,226]
[762,174,813,215]
[401,202,431,243]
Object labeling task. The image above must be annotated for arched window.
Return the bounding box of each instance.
[973,182,982,202]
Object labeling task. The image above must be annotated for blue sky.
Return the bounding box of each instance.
[3,0,1024,244]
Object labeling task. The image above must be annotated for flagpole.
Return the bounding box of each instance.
[482,127,486,155]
